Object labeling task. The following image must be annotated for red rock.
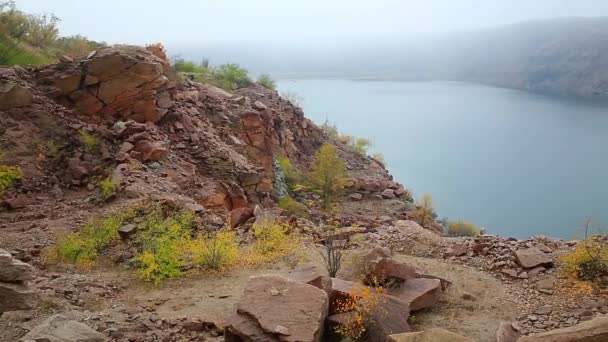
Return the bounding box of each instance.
[288,263,330,293]
[225,275,328,342]
[0,81,33,110]
[367,295,412,341]
[229,207,254,227]
[381,189,397,199]
[134,140,168,161]
[515,247,553,268]
[364,257,417,285]
[387,278,441,311]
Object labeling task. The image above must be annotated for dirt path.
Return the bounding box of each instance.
[399,255,517,342]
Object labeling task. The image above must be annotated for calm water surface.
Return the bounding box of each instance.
[278,79,608,239]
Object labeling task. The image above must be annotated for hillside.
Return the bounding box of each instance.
[0,44,608,342]
[178,17,608,99]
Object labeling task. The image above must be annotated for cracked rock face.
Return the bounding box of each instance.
[35,45,176,123]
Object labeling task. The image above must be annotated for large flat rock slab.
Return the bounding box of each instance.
[515,247,553,268]
[388,278,441,311]
[225,275,328,342]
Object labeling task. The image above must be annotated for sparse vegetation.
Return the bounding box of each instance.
[172,57,208,74]
[339,134,371,154]
[0,162,22,195]
[410,193,436,228]
[98,178,118,199]
[278,197,309,219]
[320,119,339,139]
[78,130,98,152]
[240,219,300,267]
[136,209,196,283]
[321,231,348,277]
[560,220,608,287]
[51,209,136,265]
[277,156,301,192]
[0,1,101,65]
[280,91,303,107]
[446,221,480,237]
[257,73,276,90]
[189,230,239,271]
[307,144,347,210]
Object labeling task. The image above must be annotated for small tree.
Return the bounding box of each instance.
[411,193,435,227]
[308,144,347,210]
[321,232,348,277]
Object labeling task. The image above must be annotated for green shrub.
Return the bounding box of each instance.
[278,197,309,219]
[136,208,194,283]
[52,211,133,264]
[446,221,480,237]
[173,58,208,74]
[0,164,22,195]
[215,63,251,90]
[258,74,276,90]
[277,157,301,191]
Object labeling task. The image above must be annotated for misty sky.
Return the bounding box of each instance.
[14,0,608,45]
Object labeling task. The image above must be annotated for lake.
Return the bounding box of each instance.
[277,79,608,239]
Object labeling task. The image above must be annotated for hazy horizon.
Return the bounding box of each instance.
[14,0,608,45]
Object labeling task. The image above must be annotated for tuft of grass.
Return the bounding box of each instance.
[98,177,118,199]
[0,164,22,195]
[78,130,98,152]
[446,221,480,237]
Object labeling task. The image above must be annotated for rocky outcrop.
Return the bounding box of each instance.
[0,249,34,314]
[35,45,175,123]
[21,314,107,342]
[517,315,608,342]
[225,275,329,342]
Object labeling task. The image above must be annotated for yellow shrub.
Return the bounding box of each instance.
[190,230,239,270]
[334,283,387,341]
[560,239,608,283]
[137,209,194,283]
[0,164,22,195]
[447,221,480,237]
[240,219,299,267]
